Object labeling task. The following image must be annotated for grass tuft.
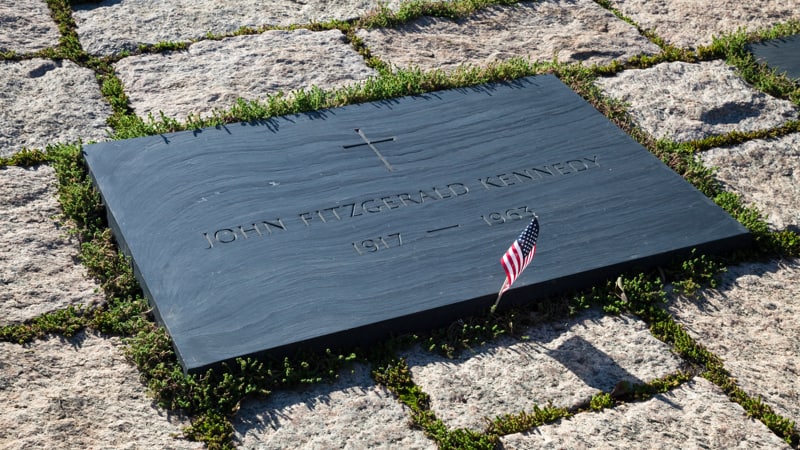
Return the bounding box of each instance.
[487,404,570,436]
[708,23,800,106]
[358,0,521,29]
[15,3,800,445]
[0,148,49,167]
[372,357,498,449]
[0,306,87,343]
[704,363,800,446]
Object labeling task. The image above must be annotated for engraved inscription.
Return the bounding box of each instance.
[427,224,460,234]
[479,156,600,190]
[481,206,535,226]
[343,128,396,172]
[201,156,599,250]
[298,182,470,228]
[352,233,403,255]
[203,219,286,249]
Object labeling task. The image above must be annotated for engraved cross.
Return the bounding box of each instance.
[343,128,395,172]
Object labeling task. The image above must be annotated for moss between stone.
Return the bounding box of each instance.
[4,2,800,448]
[358,0,523,29]
[708,21,800,107]
[372,356,498,449]
[0,147,49,167]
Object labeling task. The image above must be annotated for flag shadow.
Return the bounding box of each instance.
[546,334,642,393]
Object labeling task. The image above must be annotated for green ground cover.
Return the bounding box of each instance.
[1,1,798,448]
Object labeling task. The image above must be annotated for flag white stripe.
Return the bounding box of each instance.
[505,243,521,280]
[498,216,539,300]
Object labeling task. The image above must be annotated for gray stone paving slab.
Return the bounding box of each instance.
[357,0,661,73]
[73,0,401,55]
[0,0,60,54]
[404,309,683,431]
[0,59,112,157]
[500,377,791,449]
[233,363,433,449]
[702,133,800,230]
[113,30,377,122]
[0,331,202,450]
[669,259,800,427]
[595,60,798,142]
[607,0,800,50]
[0,165,103,326]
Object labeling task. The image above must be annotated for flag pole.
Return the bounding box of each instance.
[493,215,539,314]
[491,279,509,314]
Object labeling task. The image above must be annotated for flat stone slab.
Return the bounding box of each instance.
[113,30,377,121]
[702,134,800,230]
[0,165,102,326]
[748,35,800,82]
[0,0,60,54]
[233,364,433,449]
[83,75,748,372]
[669,258,800,427]
[73,0,401,55]
[404,310,683,431]
[0,59,112,157]
[606,0,800,49]
[0,332,201,449]
[595,60,798,142]
[500,377,792,449]
[356,0,661,73]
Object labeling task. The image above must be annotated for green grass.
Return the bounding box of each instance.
[0,148,49,167]
[358,0,522,29]
[8,57,797,448]
[372,357,498,449]
[108,58,553,140]
[707,22,800,106]
[4,2,800,447]
[593,0,703,69]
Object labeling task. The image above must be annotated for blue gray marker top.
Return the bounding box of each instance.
[82,75,749,372]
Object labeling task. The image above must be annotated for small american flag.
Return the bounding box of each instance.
[498,216,539,300]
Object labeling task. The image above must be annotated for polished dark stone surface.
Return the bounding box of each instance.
[748,34,800,81]
[83,75,749,372]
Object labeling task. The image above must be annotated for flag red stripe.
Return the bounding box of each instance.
[498,216,539,298]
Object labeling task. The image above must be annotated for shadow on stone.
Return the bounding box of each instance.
[231,363,426,447]
[668,258,787,316]
[27,61,60,79]
[239,383,371,434]
[700,101,763,125]
[546,334,643,393]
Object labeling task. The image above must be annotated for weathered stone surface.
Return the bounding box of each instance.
[669,259,800,426]
[0,0,60,54]
[0,59,112,157]
[357,0,661,73]
[500,377,791,449]
[6,2,799,447]
[606,0,800,49]
[0,165,102,326]
[113,30,377,121]
[0,332,201,449]
[595,60,798,142]
[73,0,401,55]
[702,134,800,230]
[404,310,683,431]
[233,363,433,449]
[84,74,748,372]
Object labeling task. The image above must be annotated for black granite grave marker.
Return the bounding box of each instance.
[83,75,749,372]
[748,34,800,82]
